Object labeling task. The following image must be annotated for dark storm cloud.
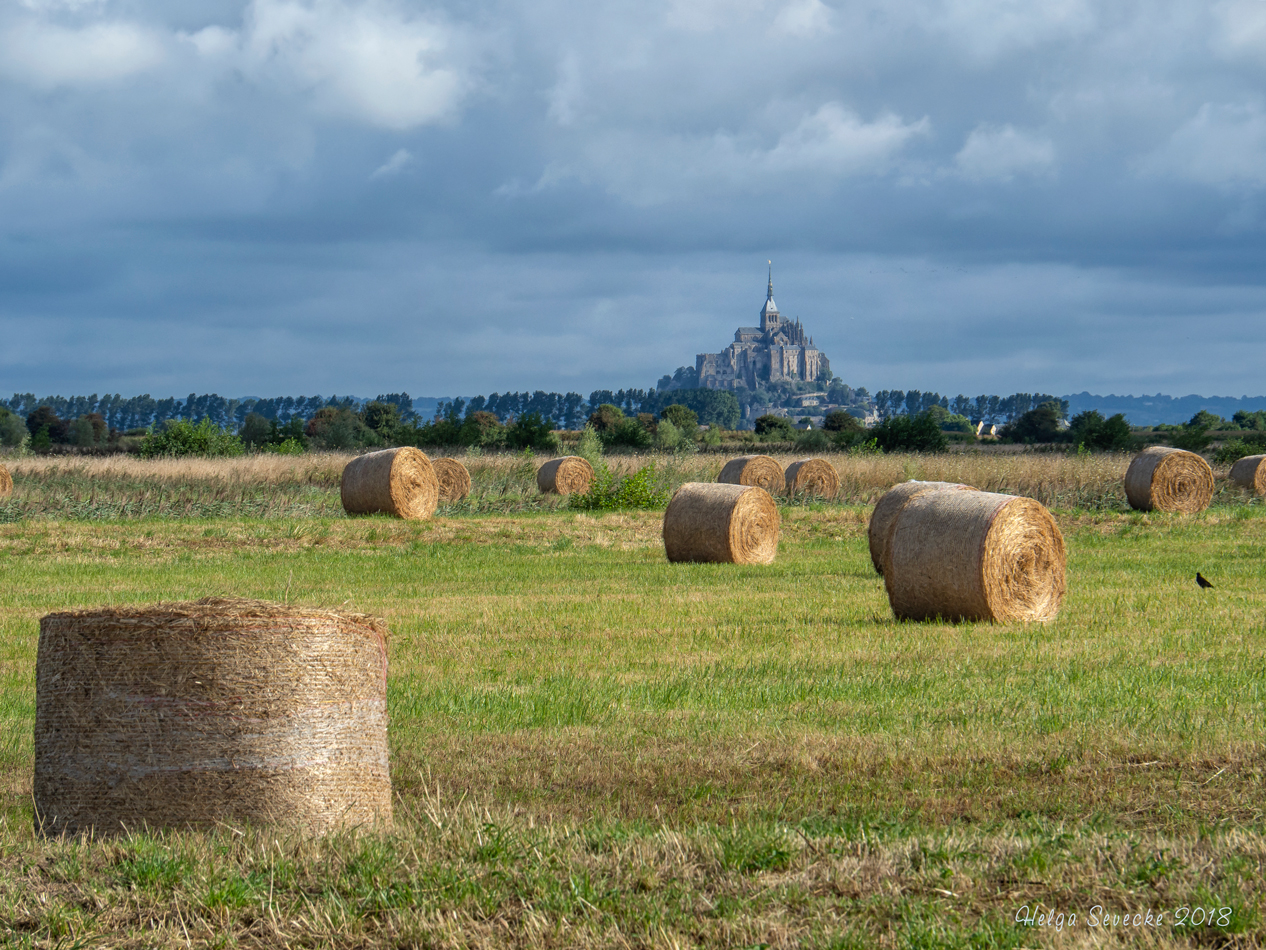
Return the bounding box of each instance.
[2,0,1265,397]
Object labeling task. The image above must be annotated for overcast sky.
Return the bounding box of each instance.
[3,0,1266,399]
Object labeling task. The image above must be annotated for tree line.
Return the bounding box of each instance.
[871,391,1069,424]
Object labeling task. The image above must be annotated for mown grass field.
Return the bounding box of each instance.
[0,450,1264,948]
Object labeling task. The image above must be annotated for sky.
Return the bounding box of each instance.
[2,0,1266,400]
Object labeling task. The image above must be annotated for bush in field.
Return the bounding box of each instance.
[1170,425,1213,453]
[505,412,560,452]
[823,410,862,433]
[0,408,27,447]
[871,412,948,453]
[575,424,604,465]
[306,407,380,450]
[26,406,68,444]
[654,418,685,451]
[754,414,795,440]
[362,401,405,444]
[460,411,506,448]
[239,412,272,448]
[1232,409,1266,431]
[1068,411,1132,451]
[570,464,671,511]
[587,403,627,433]
[1214,432,1266,464]
[795,428,832,452]
[140,419,244,458]
[1000,403,1063,443]
[660,404,699,434]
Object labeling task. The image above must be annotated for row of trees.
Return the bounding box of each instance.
[1,392,371,433]
[871,391,1069,424]
[436,388,742,432]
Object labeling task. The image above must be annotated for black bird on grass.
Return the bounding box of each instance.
[1196,572,1214,589]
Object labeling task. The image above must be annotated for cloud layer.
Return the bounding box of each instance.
[2,0,1265,398]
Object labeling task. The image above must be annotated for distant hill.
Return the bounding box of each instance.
[1062,392,1266,427]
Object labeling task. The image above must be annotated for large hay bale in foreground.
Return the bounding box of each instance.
[868,480,978,575]
[884,490,1066,623]
[784,458,840,498]
[432,457,472,503]
[537,456,594,495]
[1124,446,1215,513]
[662,482,779,565]
[1230,454,1266,495]
[341,447,438,519]
[34,598,391,837]
[717,455,785,493]
[0,463,10,497]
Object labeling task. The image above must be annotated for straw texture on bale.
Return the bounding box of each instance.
[537,456,595,495]
[34,597,391,837]
[0,463,10,497]
[1229,454,1266,495]
[662,482,779,565]
[341,447,438,519]
[1124,446,1215,513]
[784,458,840,498]
[868,480,978,575]
[884,490,1066,623]
[431,457,472,502]
[717,455,786,493]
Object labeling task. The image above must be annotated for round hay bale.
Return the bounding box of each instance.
[1229,454,1266,495]
[34,597,391,837]
[884,490,1066,623]
[662,482,779,565]
[537,456,595,495]
[341,447,438,519]
[0,463,11,497]
[717,455,785,493]
[784,458,839,498]
[1124,446,1215,513]
[432,457,472,503]
[868,480,979,575]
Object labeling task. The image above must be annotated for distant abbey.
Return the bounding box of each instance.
[696,270,830,391]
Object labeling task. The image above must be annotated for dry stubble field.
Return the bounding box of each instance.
[0,449,1264,949]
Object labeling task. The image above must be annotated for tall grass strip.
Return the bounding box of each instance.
[0,462,11,497]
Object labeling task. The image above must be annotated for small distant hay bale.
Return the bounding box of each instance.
[0,463,11,497]
[868,480,978,575]
[717,455,785,493]
[784,458,839,498]
[1124,446,1215,513]
[34,597,391,837]
[662,482,779,565]
[537,456,595,495]
[432,457,471,503]
[1229,454,1266,495]
[884,490,1066,623]
[341,447,438,519]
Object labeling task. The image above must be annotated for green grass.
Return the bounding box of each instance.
[0,468,1264,946]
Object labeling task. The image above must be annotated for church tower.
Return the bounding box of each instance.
[759,263,780,333]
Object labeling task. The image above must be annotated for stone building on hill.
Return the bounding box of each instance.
[696,270,830,391]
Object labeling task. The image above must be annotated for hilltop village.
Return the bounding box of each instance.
[658,271,872,427]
